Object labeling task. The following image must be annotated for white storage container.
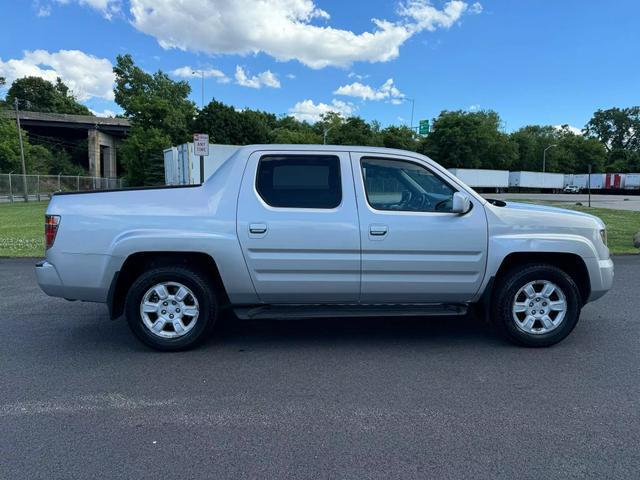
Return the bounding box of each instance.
[625,173,640,189]
[564,174,574,187]
[571,174,589,189]
[164,143,240,185]
[448,169,509,188]
[509,171,564,189]
[588,173,605,190]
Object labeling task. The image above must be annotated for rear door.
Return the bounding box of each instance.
[237,150,360,304]
[351,152,488,304]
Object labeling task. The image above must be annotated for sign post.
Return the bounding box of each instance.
[418,119,430,136]
[193,133,209,184]
[588,164,592,208]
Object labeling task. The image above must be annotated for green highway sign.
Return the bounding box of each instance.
[419,119,429,135]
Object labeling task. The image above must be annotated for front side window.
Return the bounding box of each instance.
[361,158,456,212]
[256,155,342,208]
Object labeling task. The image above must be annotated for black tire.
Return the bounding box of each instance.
[491,263,582,347]
[125,266,218,351]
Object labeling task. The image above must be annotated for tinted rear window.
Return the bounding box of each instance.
[256,155,341,208]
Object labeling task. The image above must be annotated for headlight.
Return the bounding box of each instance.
[599,228,608,246]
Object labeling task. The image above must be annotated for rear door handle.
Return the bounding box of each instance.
[249,223,268,235]
[369,225,388,236]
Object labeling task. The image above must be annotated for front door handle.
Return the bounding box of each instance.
[369,225,388,236]
[249,223,268,235]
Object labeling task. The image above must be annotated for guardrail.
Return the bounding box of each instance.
[0,173,125,203]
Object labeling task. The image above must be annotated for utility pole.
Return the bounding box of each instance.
[543,144,557,173]
[14,99,29,202]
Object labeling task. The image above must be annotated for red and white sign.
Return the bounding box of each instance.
[193,134,209,156]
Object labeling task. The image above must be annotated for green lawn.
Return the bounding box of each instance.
[0,199,638,257]
[0,201,48,257]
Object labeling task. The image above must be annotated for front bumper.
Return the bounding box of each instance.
[588,257,614,302]
[35,260,65,298]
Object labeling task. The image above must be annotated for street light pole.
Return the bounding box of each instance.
[405,97,415,130]
[543,144,557,173]
[323,126,334,145]
[192,70,205,109]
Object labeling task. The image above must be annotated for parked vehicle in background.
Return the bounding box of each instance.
[447,168,509,192]
[36,145,614,351]
[509,171,565,191]
[563,185,581,193]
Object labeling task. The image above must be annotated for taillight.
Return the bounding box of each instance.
[45,215,60,250]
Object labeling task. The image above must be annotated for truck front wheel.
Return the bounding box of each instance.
[125,266,218,351]
[491,264,581,347]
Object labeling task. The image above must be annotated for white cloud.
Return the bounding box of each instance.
[399,0,471,32]
[235,66,281,89]
[0,49,115,101]
[348,72,369,80]
[286,74,296,80]
[467,104,480,111]
[334,78,404,102]
[128,0,481,69]
[46,0,121,19]
[171,66,230,84]
[289,99,355,123]
[37,5,52,17]
[470,2,483,14]
[89,108,117,117]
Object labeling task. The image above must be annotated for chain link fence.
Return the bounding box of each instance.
[0,174,125,202]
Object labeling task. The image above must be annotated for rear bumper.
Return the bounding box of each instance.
[588,258,614,302]
[35,260,65,298]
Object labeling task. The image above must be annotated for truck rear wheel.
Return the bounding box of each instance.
[125,266,218,351]
[491,264,581,347]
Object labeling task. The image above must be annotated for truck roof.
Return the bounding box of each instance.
[232,144,429,158]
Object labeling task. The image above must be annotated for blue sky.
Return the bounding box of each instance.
[0,0,638,132]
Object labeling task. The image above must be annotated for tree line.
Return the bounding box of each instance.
[2,55,639,186]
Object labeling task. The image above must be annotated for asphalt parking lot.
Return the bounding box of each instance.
[1,257,639,479]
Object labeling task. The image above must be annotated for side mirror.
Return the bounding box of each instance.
[451,192,471,214]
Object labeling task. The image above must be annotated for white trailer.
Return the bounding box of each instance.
[164,143,240,185]
[564,174,574,187]
[508,171,564,190]
[448,169,510,189]
[625,173,640,190]
[587,174,605,190]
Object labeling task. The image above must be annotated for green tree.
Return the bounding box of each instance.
[420,110,517,169]
[510,125,559,171]
[555,131,606,173]
[326,116,382,146]
[192,99,241,144]
[6,77,90,115]
[381,125,418,151]
[114,54,196,185]
[114,54,195,145]
[0,117,64,174]
[584,107,640,172]
[119,125,171,186]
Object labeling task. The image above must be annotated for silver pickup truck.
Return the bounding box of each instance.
[36,145,614,351]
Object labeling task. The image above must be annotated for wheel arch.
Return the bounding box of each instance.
[477,252,591,318]
[108,251,230,320]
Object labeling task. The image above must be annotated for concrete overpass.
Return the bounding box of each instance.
[3,111,130,177]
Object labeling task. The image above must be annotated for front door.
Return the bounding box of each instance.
[237,150,360,304]
[351,152,488,304]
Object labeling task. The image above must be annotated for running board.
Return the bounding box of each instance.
[234,303,468,320]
